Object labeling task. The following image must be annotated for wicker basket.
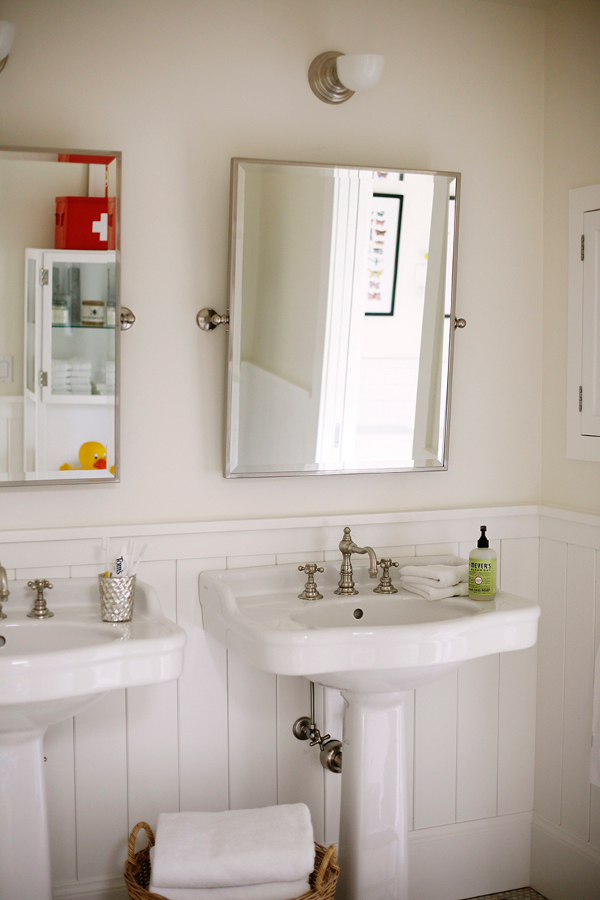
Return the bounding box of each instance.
[124,821,339,900]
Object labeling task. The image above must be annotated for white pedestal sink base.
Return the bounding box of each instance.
[0,729,52,900]
[199,561,540,900]
[0,578,186,900]
[337,691,410,900]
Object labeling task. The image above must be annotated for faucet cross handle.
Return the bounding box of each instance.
[374,558,399,594]
[298,564,324,601]
[27,579,54,618]
[0,562,8,619]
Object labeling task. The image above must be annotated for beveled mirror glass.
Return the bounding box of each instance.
[0,146,120,485]
[226,159,460,477]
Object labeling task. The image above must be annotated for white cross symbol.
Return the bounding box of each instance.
[92,212,108,243]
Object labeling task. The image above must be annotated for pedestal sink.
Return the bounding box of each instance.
[0,577,186,900]
[199,555,540,900]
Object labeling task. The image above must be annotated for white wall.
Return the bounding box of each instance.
[541,0,600,514]
[532,11,600,898]
[0,0,544,529]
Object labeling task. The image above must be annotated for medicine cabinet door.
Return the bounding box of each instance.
[568,182,600,461]
[23,248,116,480]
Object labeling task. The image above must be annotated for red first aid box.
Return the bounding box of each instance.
[55,196,115,251]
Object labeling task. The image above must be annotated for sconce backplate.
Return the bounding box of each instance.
[308,51,354,105]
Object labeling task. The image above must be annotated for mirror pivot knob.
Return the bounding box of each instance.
[120,307,136,330]
[197,308,230,331]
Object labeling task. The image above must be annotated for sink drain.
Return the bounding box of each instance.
[353,608,363,619]
[0,636,5,647]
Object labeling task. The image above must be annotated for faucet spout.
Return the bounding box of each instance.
[357,545,379,579]
[335,527,379,595]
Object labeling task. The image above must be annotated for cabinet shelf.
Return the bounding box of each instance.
[51,323,115,330]
[48,394,114,405]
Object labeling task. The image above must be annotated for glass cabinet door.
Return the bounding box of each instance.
[24,249,117,479]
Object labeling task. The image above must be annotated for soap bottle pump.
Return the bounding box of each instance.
[468,526,497,600]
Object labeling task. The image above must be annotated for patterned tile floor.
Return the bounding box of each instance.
[466,889,548,900]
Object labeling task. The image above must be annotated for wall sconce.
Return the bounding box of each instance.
[0,21,15,73]
[308,51,384,104]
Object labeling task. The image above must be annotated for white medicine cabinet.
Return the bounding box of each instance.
[24,249,116,479]
[568,183,600,461]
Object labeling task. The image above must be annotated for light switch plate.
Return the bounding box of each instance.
[0,356,13,383]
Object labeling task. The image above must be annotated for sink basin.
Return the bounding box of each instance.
[0,577,186,730]
[0,576,186,900]
[199,556,540,691]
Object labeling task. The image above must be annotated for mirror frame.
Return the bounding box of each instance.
[225,158,461,478]
[0,145,121,487]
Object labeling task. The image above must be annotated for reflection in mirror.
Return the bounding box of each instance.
[0,147,120,485]
[226,159,460,477]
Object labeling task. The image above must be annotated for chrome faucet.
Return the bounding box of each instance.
[335,527,378,596]
[0,562,9,619]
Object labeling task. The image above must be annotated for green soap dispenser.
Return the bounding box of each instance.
[468,526,497,600]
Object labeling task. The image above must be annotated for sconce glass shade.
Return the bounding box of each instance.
[336,54,385,92]
[0,21,15,73]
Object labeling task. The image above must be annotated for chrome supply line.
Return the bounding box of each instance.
[292,681,342,773]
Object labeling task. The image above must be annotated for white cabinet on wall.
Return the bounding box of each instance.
[24,249,116,479]
[568,184,600,460]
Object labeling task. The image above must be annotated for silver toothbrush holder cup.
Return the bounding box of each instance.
[99,574,136,622]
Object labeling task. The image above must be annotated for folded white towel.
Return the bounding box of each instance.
[150,805,315,890]
[148,871,311,900]
[399,564,468,588]
[591,647,600,786]
[400,578,469,601]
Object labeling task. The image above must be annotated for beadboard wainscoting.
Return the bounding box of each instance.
[531,509,600,900]
[0,505,595,900]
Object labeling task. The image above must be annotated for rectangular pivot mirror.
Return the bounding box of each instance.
[0,147,121,485]
[226,159,460,477]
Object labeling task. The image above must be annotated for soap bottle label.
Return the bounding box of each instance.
[468,559,496,597]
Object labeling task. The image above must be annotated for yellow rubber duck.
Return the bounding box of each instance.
[60,441,108,471]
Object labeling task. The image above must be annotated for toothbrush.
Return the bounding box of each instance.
[102,536,110,577]
[115,543,128,575]
[130,543,148,576]
[125,540,135,573]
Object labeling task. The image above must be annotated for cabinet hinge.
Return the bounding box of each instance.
[579,385,583,412]
[39,268,49,286]
[581,235,585,261]
[38,371,48,387]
